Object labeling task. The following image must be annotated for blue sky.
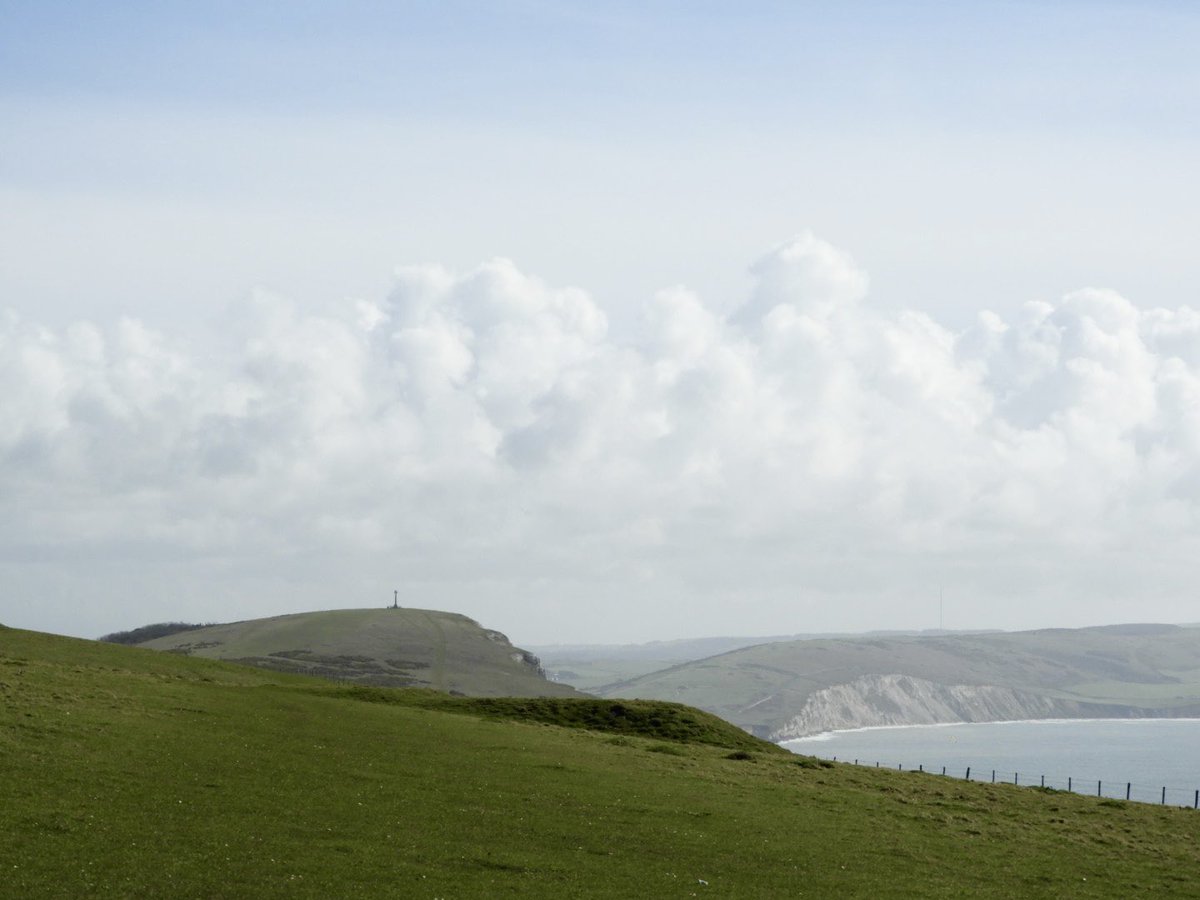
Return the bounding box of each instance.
[6,2,1198,123]
[4,3,1200,642]
[5,1,1199,330]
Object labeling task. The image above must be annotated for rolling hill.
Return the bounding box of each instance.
[597,624,1200,739]
[6,625,1200,897]
[531,629,996,692]
[130,607,578,698]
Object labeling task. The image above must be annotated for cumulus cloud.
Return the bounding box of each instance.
[5,232,1200,641]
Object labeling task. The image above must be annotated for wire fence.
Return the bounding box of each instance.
[822,755,1200,808]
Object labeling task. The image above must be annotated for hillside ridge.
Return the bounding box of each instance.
[134,606,578,698]
[598,623,1200,738]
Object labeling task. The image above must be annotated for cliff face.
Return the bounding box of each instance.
[767,674,1140,741]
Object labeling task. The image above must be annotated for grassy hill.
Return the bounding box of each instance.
[6,625,1200,897]
[133,607,578,698]
[598,624,1200,739]
[532,629,995,692]
[531,635,809,692]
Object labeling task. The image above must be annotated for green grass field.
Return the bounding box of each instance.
[5,625,1200,898]
[1051,679,1200,706]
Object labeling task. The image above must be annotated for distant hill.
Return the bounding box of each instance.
[529,635,792,690]
[135,607,579,698]
[530,629,997,692]
[597,623,1200,739]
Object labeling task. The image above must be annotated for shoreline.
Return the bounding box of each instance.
[781,715,1200,745]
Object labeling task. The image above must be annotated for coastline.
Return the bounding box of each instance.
[782,715,1200,746]
[779,718,1200,805]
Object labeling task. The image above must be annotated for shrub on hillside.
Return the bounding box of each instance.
[98,622,209,645]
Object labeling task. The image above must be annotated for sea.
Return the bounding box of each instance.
[783,718,1200,806]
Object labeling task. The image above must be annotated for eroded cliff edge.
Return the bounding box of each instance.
[767,673,1161,741]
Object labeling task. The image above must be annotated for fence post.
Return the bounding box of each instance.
[1068,777,1072,792]
[942,766,946,776]
[1015,772,1019,786]
[1098,780,1102,797]
[1163,787,1167,805]
[966,767,971,781]
[1040,775,1044,788]
[919,764,923,773]
[1126,783,1131,801]
[991,770,996,783]
[1194,790,1198,810]
[899,763,903,771]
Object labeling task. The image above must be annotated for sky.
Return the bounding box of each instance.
[4,1,1200,645]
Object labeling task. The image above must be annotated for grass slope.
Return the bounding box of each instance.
[137,607,577,698]
[6,626,1200,898]
[531,637,804,692]
[600,624,1200,737]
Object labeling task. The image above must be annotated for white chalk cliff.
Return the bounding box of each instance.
[767,673,1136,741]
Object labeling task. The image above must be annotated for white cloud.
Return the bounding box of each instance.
[5,233,1200,642]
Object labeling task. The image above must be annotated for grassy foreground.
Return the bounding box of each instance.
[4,626,1200,898]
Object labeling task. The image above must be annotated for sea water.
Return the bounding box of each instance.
[784,719,1200,806]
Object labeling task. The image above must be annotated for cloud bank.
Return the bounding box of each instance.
[5,233,1200,641]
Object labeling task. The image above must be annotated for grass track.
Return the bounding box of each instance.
[5,626,1200,898]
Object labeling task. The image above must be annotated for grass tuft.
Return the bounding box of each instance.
[793,755,836,769]
[646,743,687,756]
